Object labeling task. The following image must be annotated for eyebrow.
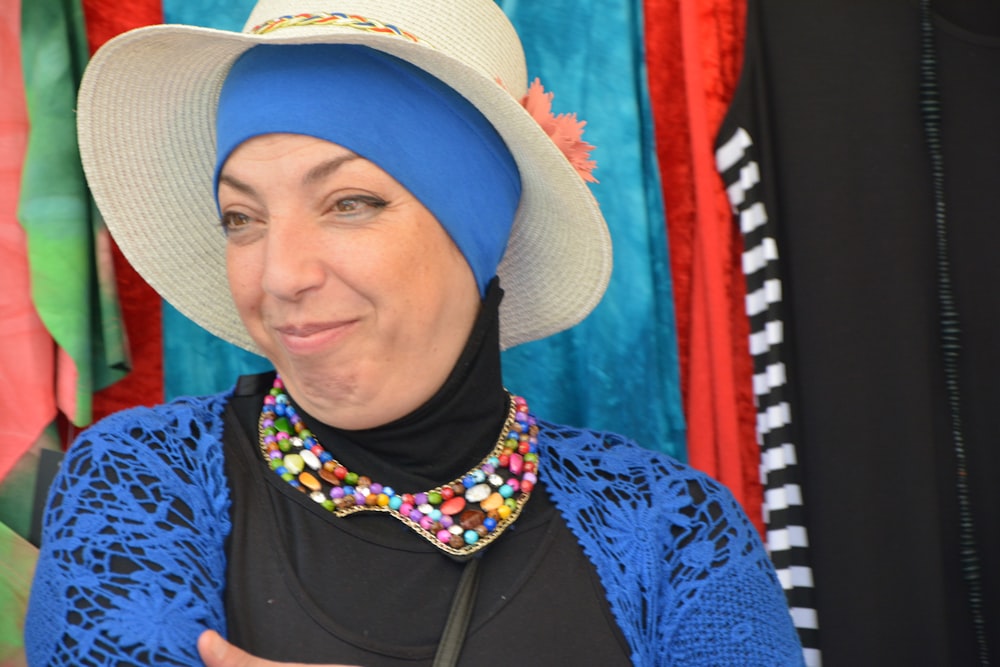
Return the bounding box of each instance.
[303,152,361,185]
[218,152,362,195]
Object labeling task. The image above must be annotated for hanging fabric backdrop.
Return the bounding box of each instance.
[1,0,829,663]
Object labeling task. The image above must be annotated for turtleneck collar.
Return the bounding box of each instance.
[277,278,509,492]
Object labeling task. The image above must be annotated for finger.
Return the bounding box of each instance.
[198,629,256,667]
[197,629,361,667]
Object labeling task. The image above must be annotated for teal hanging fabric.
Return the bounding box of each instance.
[496,0,686,457]
[160,0,270,399]
[162,0,255,29]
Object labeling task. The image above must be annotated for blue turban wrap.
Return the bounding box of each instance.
[214,44,522,296]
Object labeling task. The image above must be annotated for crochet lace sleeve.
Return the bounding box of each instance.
[25,397,231,667]
[540,424,803,666]
[654,470,805,666]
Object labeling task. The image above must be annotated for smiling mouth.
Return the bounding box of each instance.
[278,323,342,337]
[274,321,355,353]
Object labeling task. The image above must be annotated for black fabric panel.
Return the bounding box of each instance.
[733,0,1000,663]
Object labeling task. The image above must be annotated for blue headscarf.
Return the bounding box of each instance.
[214,44,522,296]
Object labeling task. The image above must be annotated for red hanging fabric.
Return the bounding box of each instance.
[644,0,762,534]
[83,0,166,425]
[0,1,54,482]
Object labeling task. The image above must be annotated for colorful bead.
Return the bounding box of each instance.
[465,483,491,503]
[300,449,320,470]
[258,375,539,557]
[440,497,466,516]
[299,472,321,492]
[459,509,484,529]
[283,453,304,475]
[481,492,504,511]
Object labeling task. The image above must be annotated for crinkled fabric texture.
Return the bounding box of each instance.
[25,392,802,666]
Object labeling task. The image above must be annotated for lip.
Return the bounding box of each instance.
[273,320,356,355]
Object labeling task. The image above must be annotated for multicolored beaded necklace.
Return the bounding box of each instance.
[258,375,539,558]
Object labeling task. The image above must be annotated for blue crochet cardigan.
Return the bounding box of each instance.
[25,392,803,666]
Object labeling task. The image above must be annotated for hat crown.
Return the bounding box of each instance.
[241,0,528,96]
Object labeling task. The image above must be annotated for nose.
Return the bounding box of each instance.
[259,216,327,301]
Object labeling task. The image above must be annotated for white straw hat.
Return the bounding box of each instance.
[77,0,612,351]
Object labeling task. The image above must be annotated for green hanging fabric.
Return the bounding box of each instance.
[0,520,37,665]
[19,0,128,425]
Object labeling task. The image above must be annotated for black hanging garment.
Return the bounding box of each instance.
[714,0,820,663]
[714,0,1000,665]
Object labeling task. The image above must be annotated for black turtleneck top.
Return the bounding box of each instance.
[222,282,631,665]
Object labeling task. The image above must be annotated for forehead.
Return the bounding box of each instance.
[224,133,356,166]
[219,133,395,188]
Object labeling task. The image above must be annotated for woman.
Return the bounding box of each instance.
[25,1,804,665]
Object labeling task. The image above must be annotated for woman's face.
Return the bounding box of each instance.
[219,133,481,429]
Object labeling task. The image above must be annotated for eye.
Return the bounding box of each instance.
[332,195,387,216]
[220,211,254,234]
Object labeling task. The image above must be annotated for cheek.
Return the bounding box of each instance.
[411,220,473,282]
[226,246,261,312]
[406,239,478,325]
[394,241,463,300]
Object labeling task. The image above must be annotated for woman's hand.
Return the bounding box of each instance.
[197,630,360,667]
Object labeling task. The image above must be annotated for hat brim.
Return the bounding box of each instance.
[77,18,611,352]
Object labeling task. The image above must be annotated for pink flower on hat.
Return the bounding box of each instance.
[520,78,598,183]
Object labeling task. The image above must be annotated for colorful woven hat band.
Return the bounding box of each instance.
[214,44,523,296]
